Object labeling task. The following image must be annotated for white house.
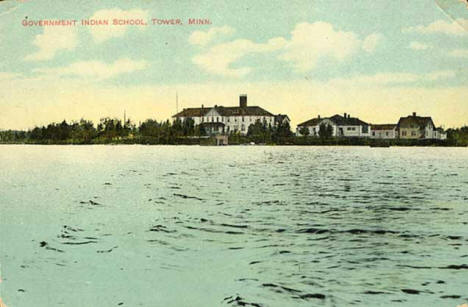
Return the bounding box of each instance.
[296,113,371,137]
[371,124,397,139]
[397,112,439,139]
[172,95,279,135]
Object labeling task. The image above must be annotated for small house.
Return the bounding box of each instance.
[296,113,371,137]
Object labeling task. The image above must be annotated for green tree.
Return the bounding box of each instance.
[247,119,272,143]
[447,126,468,146]
[319,124,333,139]
[70,119,96,143]
[182,118,195,136]
[298,126,310,137]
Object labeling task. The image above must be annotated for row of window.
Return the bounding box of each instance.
[309,126,369,133]
[401,131,418,136]
[206,125,247,133]
[374,131,437,137]
[200,116,272,123]
[372,131,391,136]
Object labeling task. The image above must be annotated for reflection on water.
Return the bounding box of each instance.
[0,145,467,307]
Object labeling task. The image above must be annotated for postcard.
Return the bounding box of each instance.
[0,0,467,307]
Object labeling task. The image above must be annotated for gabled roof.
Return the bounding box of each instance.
[173,108,210,117]
[371,124,397,131]
[329,114,369,126]
[214,106,274,117]
[297,117,323,127]
[397,115,434,129]
[298,114,369,127]
[173,106,274,117]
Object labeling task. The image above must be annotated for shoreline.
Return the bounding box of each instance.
[0,141,465,147]
[1,132,466,147]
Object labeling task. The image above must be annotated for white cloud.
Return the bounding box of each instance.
[24,27,78,61]
[425,70,456,80]
[279,22,361,72]
[192,38,286,78]
[192,22,385,77]
[33,58,148,80]
[327,70,456,87]
[362,33,383,53]
[408,41,431,50]
[88,8,148,43]
[449,49,468,58]
[402,18,468,36]
[189,26,235,46]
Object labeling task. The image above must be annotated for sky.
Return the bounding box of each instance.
[0,0,467,130]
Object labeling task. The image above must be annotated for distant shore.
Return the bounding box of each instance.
[2,118,467,147]
[0,137,465,147]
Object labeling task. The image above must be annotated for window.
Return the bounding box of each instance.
[216,117,219,122]
[242,117,244,122]
[372,132,375,136]
[241,124,245,131]
[402,131,407,136]
[386,132,389,136]
[362,125,369,133]
[411,131,417,136]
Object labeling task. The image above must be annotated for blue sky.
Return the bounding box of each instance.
[0,0,467,129]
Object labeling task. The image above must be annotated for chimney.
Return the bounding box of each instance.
[348,114,351,119]
[344,113,347,118]
[318,115,321,119]
[201,104,204,109]
[240,94,247,108]
[412,112,416,117]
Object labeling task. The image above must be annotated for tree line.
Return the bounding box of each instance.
[0,117,293,145]
[446,126,468,146]
[1,118,466,146]
[298,123,333,139]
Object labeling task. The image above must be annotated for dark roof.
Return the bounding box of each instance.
[397,115,434,129]
[371,124,397,131]
[298,114,369,127]
[173,106,274,117]
[216,106,274,116]
[329,115,369,126]
[173,108,210,117]
[297,117,322,127]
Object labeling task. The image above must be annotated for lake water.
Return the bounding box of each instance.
[0,145,467,307]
